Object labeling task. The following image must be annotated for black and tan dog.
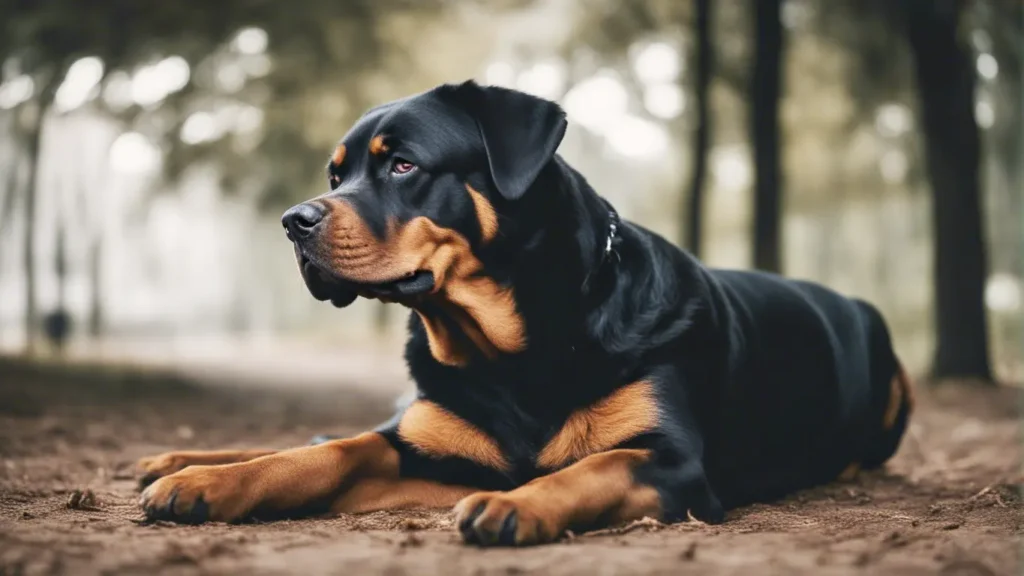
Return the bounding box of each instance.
[138,81,913,546]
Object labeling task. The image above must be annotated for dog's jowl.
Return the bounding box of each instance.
[138,81,912,546]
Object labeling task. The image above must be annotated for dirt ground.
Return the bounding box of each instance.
[0,358,1020,575]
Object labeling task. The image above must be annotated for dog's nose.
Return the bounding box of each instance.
[282,203,324,240]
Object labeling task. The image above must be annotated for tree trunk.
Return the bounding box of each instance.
[46,224,71,356]
[0,151,17,228]
[0,146,20,347]
[76,160,104,339]
[751,0,784,273]
[22,107,45,354]
[904,0,993,383]
[375,301,390,337]
[88,234,104,338]
[21,74,59,355]
[684,0,712,258]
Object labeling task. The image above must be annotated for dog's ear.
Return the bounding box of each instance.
[444,80,567,200]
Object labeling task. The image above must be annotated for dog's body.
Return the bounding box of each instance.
[138,82,912,545]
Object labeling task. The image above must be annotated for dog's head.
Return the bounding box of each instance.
[282,81,567,308]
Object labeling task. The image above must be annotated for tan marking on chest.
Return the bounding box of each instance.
[398,400,510,471]
[537,381,659,470]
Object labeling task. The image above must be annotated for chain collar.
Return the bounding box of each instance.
[580,198,622,294]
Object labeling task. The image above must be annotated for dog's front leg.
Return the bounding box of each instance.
[137,449,279,489]
[453,446,723,546]
[139,432,475,523]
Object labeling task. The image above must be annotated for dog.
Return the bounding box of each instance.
[137,80,913,546]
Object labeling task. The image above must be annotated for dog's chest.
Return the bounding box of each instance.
[529,380,659,471]
[398,380,660,479]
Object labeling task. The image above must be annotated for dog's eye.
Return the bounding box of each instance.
[328,174,341,189]
[391,158,416,175]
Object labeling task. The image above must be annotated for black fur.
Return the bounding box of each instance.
[296,80,910,525]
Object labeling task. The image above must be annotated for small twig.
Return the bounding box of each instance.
[581,516,665,538]
[970,485,994,500]
[685,510,708,526]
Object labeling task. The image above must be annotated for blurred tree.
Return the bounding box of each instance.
[685,0,712,258]
[0,0,250,350]
[566,0,731,252]
[0,0,479,347]
[750,0,784,273]
[0,146,20,347]
[20,85,56,354]
[44,226,71,355]
[903,0,993,383]
[0,154,17,235]
[977,1,1022,278]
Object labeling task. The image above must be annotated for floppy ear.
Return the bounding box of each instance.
[449,80,568,200]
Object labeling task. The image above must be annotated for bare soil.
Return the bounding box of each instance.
[0,358,1020,575]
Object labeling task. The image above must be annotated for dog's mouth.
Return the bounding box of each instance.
[299,255,435,307]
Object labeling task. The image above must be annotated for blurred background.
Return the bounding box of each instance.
[0,0,1019,389]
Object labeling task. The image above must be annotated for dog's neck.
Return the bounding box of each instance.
[501,159,625,341]
[552,158,623,303]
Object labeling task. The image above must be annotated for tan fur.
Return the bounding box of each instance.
[898,362,915,413]
[138,449,278,483]
[454,449,661,545]
[837,462,861,481]
[140,433,472,522]
[330,143,346,166]
[319,198,525,366]
[883,362,914,430]
[537,381,659,470]
[466,184,498,243]
[398,400,510,472]
[369,135,389,155]
[414,308,466,366]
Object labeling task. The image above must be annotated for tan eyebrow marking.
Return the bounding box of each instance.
[331,144,346,166]
[369,135,389,155]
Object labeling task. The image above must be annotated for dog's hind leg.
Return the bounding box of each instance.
[862,360,915,469]
[852,299,914,471]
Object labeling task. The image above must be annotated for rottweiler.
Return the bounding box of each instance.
[138,80,913,546]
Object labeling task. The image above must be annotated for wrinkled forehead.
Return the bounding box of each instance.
[339,91,482,166]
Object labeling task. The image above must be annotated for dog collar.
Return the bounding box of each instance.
[602,200,622,263]
[581,198,622,294]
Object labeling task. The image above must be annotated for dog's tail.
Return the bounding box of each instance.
[854,299,915,470]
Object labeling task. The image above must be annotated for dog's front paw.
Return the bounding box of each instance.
[139,465,250,524]
[136,452,194,489]
[453,491,562,547]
